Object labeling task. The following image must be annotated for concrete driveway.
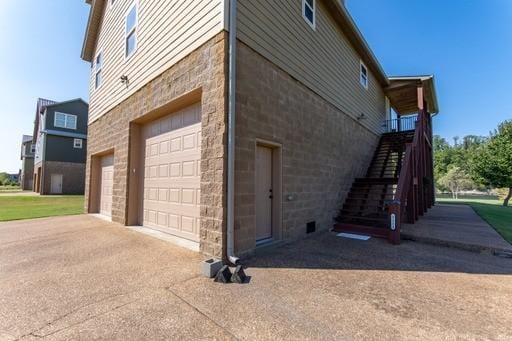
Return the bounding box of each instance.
[1,215,512,340]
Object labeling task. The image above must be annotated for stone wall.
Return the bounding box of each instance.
[84,32,228,259]
[21,157,34,190]
[234,42,381,254]
[41,161,86,195]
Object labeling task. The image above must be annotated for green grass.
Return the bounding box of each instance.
[0,196,84,222]
[0,185,21,193]
[437,196,512,245]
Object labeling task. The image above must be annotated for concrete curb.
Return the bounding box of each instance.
[401,233,512,258]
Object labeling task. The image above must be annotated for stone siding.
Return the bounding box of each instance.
[84,33,228,259]
[234,42,381,254]
[41,161,86,195]
[21,157,34,190]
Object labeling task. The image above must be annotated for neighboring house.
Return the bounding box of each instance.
[6,173,19,184]
[20,135,35,190]
[81,0,438,262]
[32,98,89,195]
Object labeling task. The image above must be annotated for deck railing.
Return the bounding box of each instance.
[387,109,435,244]
[383,115,418,133]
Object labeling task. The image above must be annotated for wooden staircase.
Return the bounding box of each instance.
[334,131,415,238]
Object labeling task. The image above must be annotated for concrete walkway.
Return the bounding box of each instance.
[402,204,512,255]
[1,215,512,340]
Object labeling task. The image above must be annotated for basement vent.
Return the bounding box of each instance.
[306,221,316,234]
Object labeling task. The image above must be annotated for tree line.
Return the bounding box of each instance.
[434,120,512,206]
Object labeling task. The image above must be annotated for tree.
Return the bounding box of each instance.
[471,120,512,206]
[438,167,475,199]
[0,172,9,186]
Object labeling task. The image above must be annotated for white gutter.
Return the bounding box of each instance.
[226,0,239,265]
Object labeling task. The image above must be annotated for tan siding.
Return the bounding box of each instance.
[237,0,386,134]
[88,0,224,123]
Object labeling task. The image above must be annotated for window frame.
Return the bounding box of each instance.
[302,0,316,30]
[359,61,369,90]
[125,2,138,59]
[54,112,78,130]
[73,138,83,149]
[95,51,103,89]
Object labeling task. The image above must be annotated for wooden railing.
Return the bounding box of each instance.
[387,108,434,244]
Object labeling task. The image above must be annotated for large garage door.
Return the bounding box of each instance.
[100,155,114,217]
[142,104,201,242]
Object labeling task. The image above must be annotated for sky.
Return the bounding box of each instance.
[0,1,511,173]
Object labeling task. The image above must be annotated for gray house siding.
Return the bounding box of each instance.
[44,135,87,164]
[33,99,89,195]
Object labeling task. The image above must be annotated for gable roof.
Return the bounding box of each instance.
[81,0,104,62]
[44,98,90,109]
[21,135,33,144]
[386,76,439,115]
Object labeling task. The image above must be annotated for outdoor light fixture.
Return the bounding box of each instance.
[120,75,129,88]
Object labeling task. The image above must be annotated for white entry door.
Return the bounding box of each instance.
[142,104,201,242]
[255,145,273,241]
[100,155,114,217]
[50,174,63,194]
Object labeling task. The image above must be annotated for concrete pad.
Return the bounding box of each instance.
[402,204,512,254]
[1,215,512,340]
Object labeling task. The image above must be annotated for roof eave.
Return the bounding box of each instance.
[81,0,102,62]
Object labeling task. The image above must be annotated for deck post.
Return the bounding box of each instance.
[388,201,401,244]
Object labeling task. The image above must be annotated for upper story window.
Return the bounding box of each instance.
[95,52,103,89]
[360,61,369,89]
[302,0,315,29]
[30,144,36,153]
[125,3,138,58]
[73,138,83,149]
[55,112,77,130]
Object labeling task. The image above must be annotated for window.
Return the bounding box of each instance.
[73,139,83,149]
[302,0,315,29]
[54,112,77,130]
[360,61,368,89]
[95,52,102,89]
[30,144,36,153]
[125,3,137,58]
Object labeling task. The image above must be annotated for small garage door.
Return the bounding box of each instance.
[142,104,201,242]
[100,155,114,217]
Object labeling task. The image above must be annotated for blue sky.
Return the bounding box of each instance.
[0,1,511,173]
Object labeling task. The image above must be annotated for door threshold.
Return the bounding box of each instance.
[127,225,200,252]
[256,238,275,247]
[89,213,112,222]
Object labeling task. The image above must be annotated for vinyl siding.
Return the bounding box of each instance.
[88,0,225,123]
[237,0,386,134]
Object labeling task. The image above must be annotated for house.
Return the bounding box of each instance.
[81,0,438,263]
[32,98,89,195]
[20,135,35,190]
[6,173,20,184]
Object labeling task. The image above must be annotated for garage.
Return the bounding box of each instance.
[99,154,114,217]
[141,104,201,242]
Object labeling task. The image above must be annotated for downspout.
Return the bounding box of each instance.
[226,0,239,265]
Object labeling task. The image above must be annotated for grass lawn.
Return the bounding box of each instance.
[437,195,512,245]
[0,185,22,193]
[0,196,84,222]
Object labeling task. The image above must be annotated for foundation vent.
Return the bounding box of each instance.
[307,221,316,234]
